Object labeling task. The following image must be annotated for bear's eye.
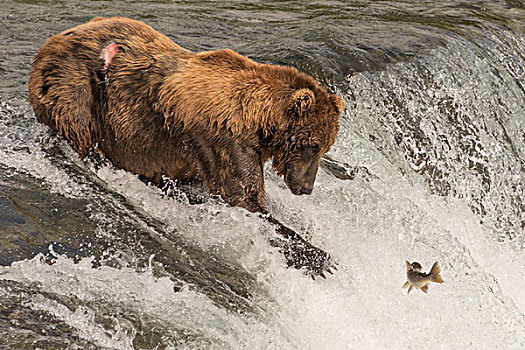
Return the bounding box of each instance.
[306,144,320,153]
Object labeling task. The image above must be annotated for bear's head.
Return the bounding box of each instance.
[269,86,345,196]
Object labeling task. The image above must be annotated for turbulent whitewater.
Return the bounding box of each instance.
[1,1,524,349]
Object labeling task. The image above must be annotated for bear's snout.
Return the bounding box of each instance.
[298,185,313,195]
[284,161,318,196]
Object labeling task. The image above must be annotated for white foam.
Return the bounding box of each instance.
[0,252,295,349]
[0,101,88,198]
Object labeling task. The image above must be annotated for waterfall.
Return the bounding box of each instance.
[1,5,524,349]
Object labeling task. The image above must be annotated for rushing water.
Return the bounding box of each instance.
[1,1,524,349]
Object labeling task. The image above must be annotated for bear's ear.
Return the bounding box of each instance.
[330,94,345,116]
[290,88,315,117]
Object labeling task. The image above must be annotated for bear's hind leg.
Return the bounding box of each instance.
[45,83,98,158]
[29,40,103,158]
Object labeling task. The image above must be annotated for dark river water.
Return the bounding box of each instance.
[1,1,524,349]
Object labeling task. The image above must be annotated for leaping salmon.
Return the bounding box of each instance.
[403,261,444,294]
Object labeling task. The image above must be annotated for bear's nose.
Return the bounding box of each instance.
[298,186,312,195]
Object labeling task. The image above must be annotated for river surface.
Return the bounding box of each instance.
[1,1,524,349]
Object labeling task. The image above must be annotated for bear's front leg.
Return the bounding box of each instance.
[199,140,335,278]
[194,138,334,278]
[263,213,336,279]
[199,138,266,212]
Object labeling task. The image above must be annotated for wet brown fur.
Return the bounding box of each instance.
[29,17,345,213]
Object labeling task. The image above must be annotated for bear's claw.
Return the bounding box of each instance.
[306,253,337,280]
[273,230,336,278]
[264,213,336,279]
[309,256,337,280]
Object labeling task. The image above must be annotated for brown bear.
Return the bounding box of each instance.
[29,17,345,277]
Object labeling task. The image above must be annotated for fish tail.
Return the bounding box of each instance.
[402,281,410,289]
[430,261,444,283]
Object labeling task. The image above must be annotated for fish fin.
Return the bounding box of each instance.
[420,285,429,293]
[406,261,411,268]
[430,261,444,283]
[407,285,413,294]
[402,281,410,289]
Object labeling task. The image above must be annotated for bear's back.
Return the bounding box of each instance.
[62,17,188,55]
[28,17,193,156]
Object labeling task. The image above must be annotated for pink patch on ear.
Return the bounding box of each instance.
[100,41,119,69]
